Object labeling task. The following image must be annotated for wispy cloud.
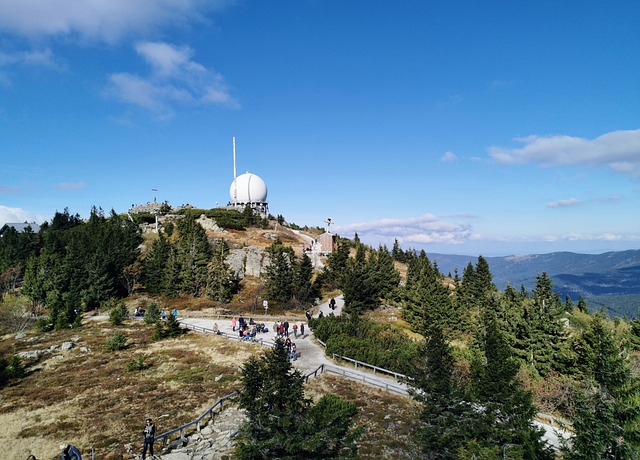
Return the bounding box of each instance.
[546,197,580,208]
[440,151,457,163]
[336,214,473,246]
[0,205,46,226]
[0,0,226,43]
[0,185,20,193]
[107,41,239,119]
[57,181,86,190]
[489,129,640,177]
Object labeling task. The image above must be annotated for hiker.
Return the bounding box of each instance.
[300,323,305,336]
[305,311,311,321]
[161,310,167,321]
[292,323,298,338]
[329,298,336,310]
[60,443,82,460]
[284,320,290,336]
[212,323,219,334]
[232,316,237,331]
[142,418,156,459]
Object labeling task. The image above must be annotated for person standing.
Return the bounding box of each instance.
[300,323,305,337]
[292,323,298,338]
[232,316,237,331]
[60,443,82,460]
[142,418,156,459]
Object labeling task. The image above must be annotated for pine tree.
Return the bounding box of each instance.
[412,318,475,459]
[263,240,295,303]
[342,245,378,313]
[468,309,553,459]
[292,252,318,307]
[175,218,212,297]
[235,339,358,459]
[565,313,640,459]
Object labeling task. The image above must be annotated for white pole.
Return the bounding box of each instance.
[232,137,237,206]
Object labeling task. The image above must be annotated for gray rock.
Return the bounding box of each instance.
[80,347,90,352]
[50,344,60,351]
[214,374,224,382]
[61,342,76,350]
[15,332,26,340]
[17,350,40,359]
[226,246,269,278]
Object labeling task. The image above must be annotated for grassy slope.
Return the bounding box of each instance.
[1,317,421,460]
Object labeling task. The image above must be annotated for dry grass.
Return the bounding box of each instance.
[1,319,255,460]
[305,374,421,458]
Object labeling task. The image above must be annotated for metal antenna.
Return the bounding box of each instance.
[232,137,237,206]
[152,188,158,203]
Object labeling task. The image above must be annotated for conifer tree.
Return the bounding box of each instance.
[342,245,378,313]
[175,218,212,297]
[468,309,553,459]
[263,240,295,303]
[564,313,640,459]
[412,317,475,459]
[235,340,359,459]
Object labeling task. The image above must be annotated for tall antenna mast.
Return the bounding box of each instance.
[232,137,237,206]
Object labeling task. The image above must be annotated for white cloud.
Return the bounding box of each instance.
[440,151,457,163]
[107,41,239,118]
[489,129,640,177]
[336,214,473,246]
[0,0,226,43]
[0,205,46,226]
[546,197,579,208]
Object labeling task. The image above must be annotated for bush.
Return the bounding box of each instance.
[126,356,150,372]
[144,301,161,324]
[108,301,129,326]
[152,314,185,341]
[106,332,128,351]
[312,315,421,375]
[35,317,53,332]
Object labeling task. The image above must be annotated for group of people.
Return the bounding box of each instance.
[273,320,306,339]
[284,336,299,361]
[231,316,269,341]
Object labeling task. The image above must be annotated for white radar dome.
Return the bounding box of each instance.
[230,172,268,204]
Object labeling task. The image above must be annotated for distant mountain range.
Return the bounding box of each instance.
[428,250,640,318]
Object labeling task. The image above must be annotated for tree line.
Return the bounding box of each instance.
[311,237,640,459]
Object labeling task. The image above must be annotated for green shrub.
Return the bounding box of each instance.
[35,317,53,332]
[108,301,129,326]
[126,356,149,372]
[144,301,161,324]
[151,314,184,341]
[106,332,128,351]
[312,315,421,375]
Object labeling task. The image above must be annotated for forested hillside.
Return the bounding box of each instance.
[425,249,640,317]
[2,210,640,459]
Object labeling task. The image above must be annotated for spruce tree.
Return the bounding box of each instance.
[565,313,640,459]
[468,310,553,459]
[235,339,359,459]
[263,240,295,303]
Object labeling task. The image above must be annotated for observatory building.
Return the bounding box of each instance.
[229,172,269,215]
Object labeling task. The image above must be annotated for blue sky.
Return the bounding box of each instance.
[1,0,639,257]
